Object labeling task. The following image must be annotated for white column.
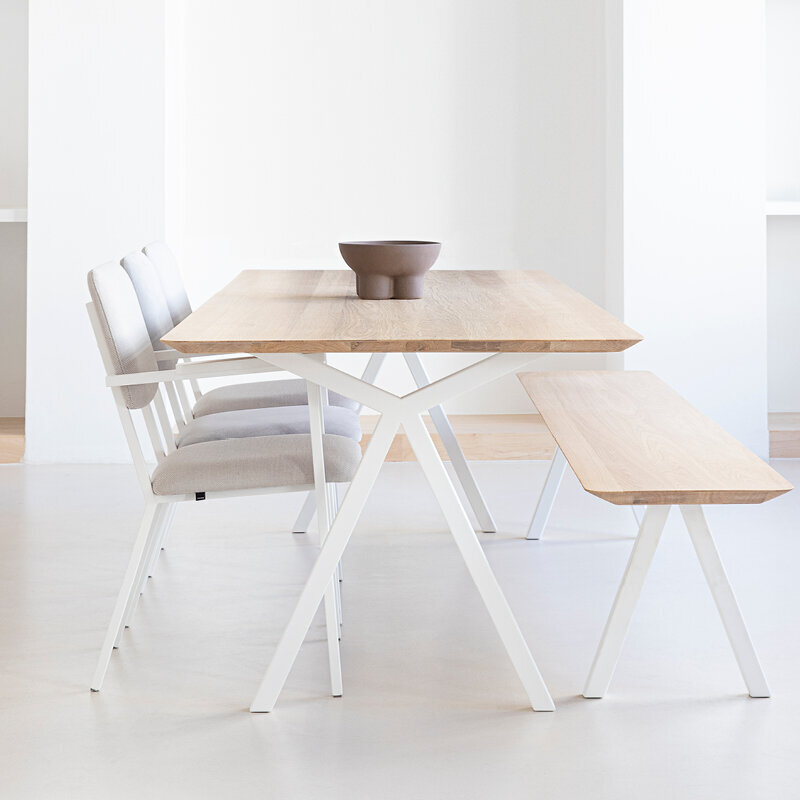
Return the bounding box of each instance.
[608,0,768,455]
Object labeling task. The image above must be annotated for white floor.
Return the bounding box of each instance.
[1,459,799,799]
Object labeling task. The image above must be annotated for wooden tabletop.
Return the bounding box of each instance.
[162,270,643,354]
[519,371,793,505]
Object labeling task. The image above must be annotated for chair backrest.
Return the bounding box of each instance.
[87,263,159,410]
[121,251,176,350]
[142,241,192,325]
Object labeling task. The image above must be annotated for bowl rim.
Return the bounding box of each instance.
[339,240,441,247]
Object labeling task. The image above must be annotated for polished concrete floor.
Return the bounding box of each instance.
[1,459,799,799]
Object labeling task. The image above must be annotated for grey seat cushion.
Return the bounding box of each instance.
[151,434,361,495]
[177,405,362,448]
[192,378,359,417]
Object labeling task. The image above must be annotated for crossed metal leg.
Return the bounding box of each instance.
[582,505,770,699]
[292,353,496,534]
[250,351,554,712]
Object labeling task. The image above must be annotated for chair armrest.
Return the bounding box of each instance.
[105,356,283,387]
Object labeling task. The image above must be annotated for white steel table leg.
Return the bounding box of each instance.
[292,353,387,533]
[403,353,496,533]
[250,414,400,712]
[402,413,554,711]
[526,446,567,540]
[92,502,162,691]
[680,505,770,698]
[584,505,671,698]
[307,376,343,697]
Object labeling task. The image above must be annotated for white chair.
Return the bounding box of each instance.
[87,261,360,697]
[120,250,362,445]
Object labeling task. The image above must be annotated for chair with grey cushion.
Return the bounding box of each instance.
[121,249,361,444]
[87,261,357,698]
[139,242,358,417]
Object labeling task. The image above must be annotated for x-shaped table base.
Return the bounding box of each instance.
[249,351,555,712]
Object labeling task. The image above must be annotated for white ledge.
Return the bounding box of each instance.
[766,201,800,216]
[0,208,27,222]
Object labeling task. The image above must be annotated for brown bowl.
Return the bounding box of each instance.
[339,240,441,299]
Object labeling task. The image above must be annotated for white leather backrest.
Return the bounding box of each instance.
[87,262,159,410]
[121,251,175,349]
[142,241,192,325]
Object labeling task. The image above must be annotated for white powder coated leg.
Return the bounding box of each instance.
[252,351,545,711]
[307,377,343,698]
[583,505,671,698]
[292,353,387,533]
[526,447,567,540]
[680,505,770,698]
[92,502,162,691]
[403,353,496,533]
[292,492,316,534]
[402,413,554,711]
[250,414,400,712]
[114,503,171,647]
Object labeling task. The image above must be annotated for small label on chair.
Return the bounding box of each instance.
[195,492,206,501]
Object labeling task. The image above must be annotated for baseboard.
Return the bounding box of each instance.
[0,418,25,464]
[360,414,556,461]
[769,412,800,458]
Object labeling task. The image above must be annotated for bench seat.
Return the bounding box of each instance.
[518,370,791,506]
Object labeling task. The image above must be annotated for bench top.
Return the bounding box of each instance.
[518,371,792,506]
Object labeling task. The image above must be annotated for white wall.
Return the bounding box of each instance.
[612,0,769,455]
[0,0,28,209]
[178,0,609,413]
[766,0,800,411]
[0,0,28,417]
[25,0,167,462]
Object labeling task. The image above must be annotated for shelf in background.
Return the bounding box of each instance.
[0,208,27,222]
[766,201,800,216]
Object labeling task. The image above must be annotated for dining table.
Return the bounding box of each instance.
[163,268,643,712]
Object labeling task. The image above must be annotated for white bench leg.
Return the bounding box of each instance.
[403,353,497,533]
[583,505,670,698]
[680,505,770,698]
[526,446,567,540]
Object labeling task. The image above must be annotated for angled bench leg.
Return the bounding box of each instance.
[526,446,567,540]
[583,505,670,698]
[680,505,770,698]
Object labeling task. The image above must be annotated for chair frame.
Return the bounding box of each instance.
[86,302,344,697]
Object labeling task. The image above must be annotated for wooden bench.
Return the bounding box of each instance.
[518,370,792,700]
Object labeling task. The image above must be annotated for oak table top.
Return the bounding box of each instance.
[162,269,643,354]
[519,370,793,506]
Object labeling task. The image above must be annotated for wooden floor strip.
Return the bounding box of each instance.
[0,418,25,464]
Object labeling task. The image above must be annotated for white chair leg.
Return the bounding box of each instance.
[307,375,343,697]
[114,504,171,647]
[583,505,671,698]
[526,446,567,540]
[680,505,770,698]
[91,502,162,691]
[292,491,316,534]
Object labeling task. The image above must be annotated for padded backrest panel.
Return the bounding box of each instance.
[87,262,159,410]
[143,241,192,325]
[121,251,175,350]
